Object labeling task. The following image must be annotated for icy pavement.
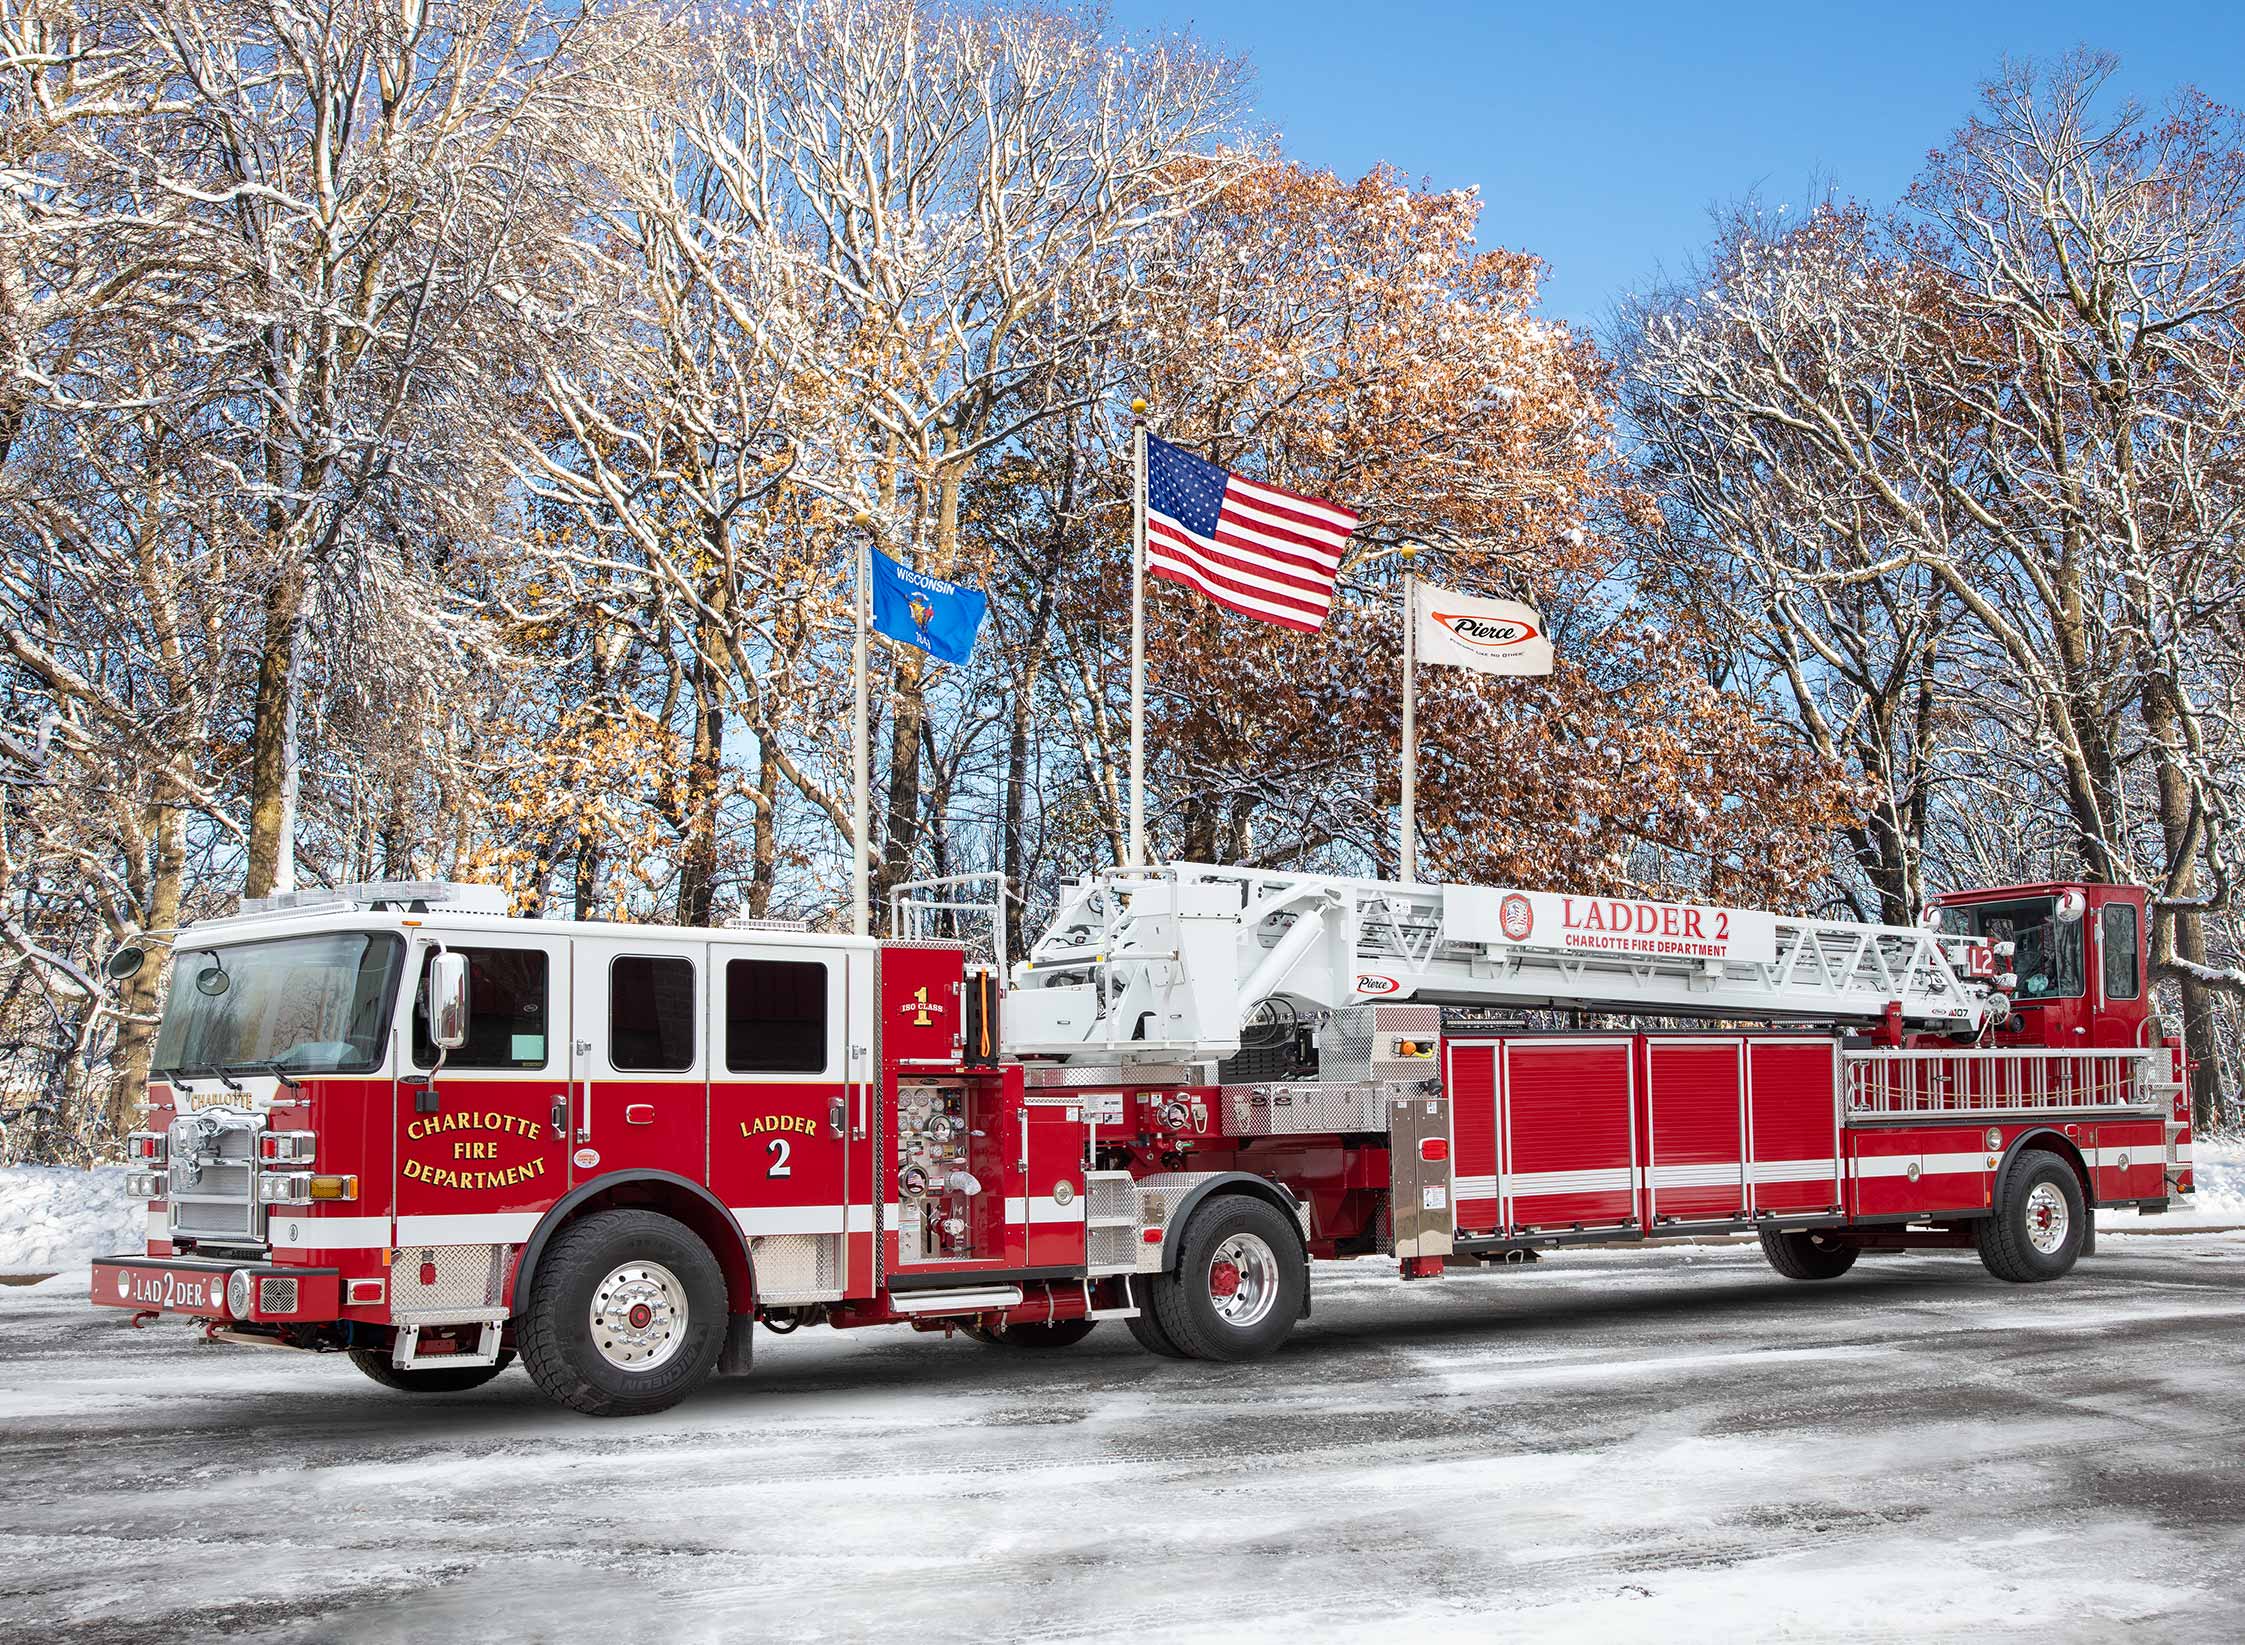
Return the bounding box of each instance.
[3,1235,2243,1644]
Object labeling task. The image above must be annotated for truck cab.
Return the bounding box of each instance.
[1931,882,2150,1049]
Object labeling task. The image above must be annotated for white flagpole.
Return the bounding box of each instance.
[850,510,872,936]
[1400,543,1418,884]
[1128,399,1148,869]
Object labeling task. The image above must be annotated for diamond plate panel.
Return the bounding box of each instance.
[1217,1082,1393,1135]
[1024,1061,1198,1089]
[752,1232,841,1302]
[1085,1170,1136,1223]
[1086,1225,1135,1273]
[389,1244,505,1319]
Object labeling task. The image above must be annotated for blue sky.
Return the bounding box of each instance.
[1119,2,2244,331]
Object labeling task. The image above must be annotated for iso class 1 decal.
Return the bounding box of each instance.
[1354,974,1401,996]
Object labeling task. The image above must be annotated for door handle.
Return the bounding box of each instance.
[828,1096,846,1139]
[549,1096,567,1139]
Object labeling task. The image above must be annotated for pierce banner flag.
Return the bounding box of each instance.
[1412,582,1554,676]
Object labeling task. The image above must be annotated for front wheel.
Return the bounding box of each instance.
[516,1209,728,1416]
[1146,1195,1307,1362]
[1977,1150,2087,1283]
[347,1346,514,1394]
[1758,1227,1860,1281]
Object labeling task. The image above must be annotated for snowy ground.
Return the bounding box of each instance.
[4,1228,2244,1644]
[0,1165,141,1273]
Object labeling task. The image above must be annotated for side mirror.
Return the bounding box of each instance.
[105,947,147,981]
[429,952,471,1051]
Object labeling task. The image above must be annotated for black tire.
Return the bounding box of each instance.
[347,1345,514,1393]
[1977,1150,2087,1283]
[1125,1294,1191,1359]
[972,1317,1099,1348]
[1758,1227,1860,1281]
[516,1209,729,1417]
[1148,1195,1307,1362]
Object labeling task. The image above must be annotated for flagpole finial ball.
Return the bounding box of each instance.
[851,510,871,529]
[1400,543,1419,560]
[1130,398,1148,416]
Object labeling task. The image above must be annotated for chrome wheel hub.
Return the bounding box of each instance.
[1206,1232,1279,1330]
[590,1260,686,1372]
[2024,1182,2069,1255]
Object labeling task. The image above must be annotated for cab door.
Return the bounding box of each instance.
[707,944,851,1299]
[394,934,570,1246]
[568,938,705,1184]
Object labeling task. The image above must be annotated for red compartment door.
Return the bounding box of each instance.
[1445,1041,1501,1237]
[1748,1038,1843,1216]
[1645,1039,1746,1225]
[1502,1039,1635,1232]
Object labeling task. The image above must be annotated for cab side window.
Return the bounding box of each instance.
[414,947,548,1068]
[611,955,696,1071]
[2101,903,2141,1001]
[725,958,829,1074]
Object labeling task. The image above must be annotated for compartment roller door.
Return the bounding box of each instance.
[1503,1039,1635,1233]
[1748,1038,1844,1217]
[1645,1039,1746,1225]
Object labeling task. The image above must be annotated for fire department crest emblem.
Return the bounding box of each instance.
[1500,893,1534,941]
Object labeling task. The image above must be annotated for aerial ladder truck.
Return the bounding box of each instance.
[92,863,2190,1414]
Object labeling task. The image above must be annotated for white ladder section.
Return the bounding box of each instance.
[1004,863,1999,1066]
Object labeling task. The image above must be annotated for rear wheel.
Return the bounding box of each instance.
[347,1346,514,1394]
[516,1209,728,1416]
[1147,1195,1307,1362]
[1758,1227,1860,1281]
[1977,1150,2086,1283]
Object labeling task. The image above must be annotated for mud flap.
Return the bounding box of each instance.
[718,1312,755,1376]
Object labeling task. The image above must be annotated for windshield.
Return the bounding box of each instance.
[1939,897,2084,1003]
[151,932,405,1077]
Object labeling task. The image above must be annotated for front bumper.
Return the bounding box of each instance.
[91,1254,339,1323]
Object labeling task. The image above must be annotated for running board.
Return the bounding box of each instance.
[888,1286,1023,1317]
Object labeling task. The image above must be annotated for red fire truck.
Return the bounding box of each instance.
[92,865,2193,1416]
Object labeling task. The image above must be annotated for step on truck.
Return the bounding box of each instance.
[92,866,2194,1415]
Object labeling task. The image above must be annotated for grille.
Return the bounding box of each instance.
[752,1233,841,1302]
[391,1245,505,1319]
[166,1117,264,1244]
[257,1277,299,1314]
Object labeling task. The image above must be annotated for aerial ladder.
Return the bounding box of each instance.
[997,863,2004,1068]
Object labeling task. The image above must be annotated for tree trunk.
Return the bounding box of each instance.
[747,737,780,920]
[243,563,310,900]
[107,799,186,1133]
[2144,671,2230,1132]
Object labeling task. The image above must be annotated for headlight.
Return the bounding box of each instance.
[126,1170,166,1200]
[258,1171,312,1205]
[258,1130,316,1163]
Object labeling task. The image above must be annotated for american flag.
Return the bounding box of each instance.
[1143,434,1358,633]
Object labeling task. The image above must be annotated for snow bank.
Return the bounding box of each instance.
[0,1166,142,1273]
[2183,1133,2244,1220]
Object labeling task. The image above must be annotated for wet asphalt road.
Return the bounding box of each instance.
[2,1233,2241,1644]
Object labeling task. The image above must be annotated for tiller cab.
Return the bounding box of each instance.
[95,868,2193,1416]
